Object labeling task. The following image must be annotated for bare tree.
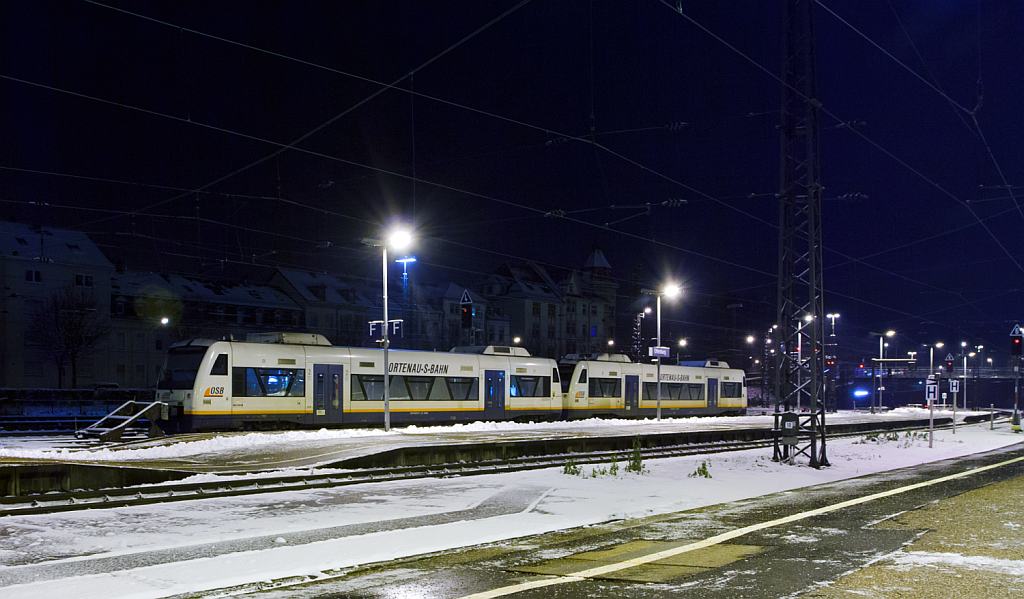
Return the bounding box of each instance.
[30,287,110,388]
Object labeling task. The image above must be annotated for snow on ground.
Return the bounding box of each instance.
[0,422,1018,599]
[0,408,982,462]
[890,551,1024,576]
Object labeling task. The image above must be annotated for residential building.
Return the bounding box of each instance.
[0,222,113,388]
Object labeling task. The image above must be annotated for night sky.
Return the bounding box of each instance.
[2,1,1022,362]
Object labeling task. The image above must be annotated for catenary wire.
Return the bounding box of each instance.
[815,0,1024,224]
[655,0,1024,277]
[77,0,960,300]
[75,0,535,227]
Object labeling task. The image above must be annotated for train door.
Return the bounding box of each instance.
[624,375,639,412]
[313,364,344,424]
[484,370,505,419]
[707,378,718,409]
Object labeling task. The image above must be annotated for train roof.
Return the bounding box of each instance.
[449,345,533,357]
[560,353,632,364]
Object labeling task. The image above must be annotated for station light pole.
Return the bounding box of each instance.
[825,313,840,337]
[643,283,682,421]
[677,338,687,363]
[930,341,944,375]
[964,351,975,410]
[363,226,413,432]
[876,330,895,412]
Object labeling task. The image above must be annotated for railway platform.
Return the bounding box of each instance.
[0,409,990,496]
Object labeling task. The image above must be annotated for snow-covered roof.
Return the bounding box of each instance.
[583,248,612,270]
[0,221,111,268]
[113,272,299,310]
[492,262,563,301]
[275,268,375,307]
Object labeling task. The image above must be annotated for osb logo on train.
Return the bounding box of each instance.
[204,386,225,397]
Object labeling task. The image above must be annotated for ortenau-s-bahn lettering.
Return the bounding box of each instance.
[388,362,451,375]
[660,373,691,382]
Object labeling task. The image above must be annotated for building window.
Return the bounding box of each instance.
[24,270,41,283]
[74,273,94,287]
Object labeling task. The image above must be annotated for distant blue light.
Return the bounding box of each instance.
[853,389,870,398]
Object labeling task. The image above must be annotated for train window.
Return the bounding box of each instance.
[389,376,411,400]
[721,382,743,398]
[405,376,434,399]
[158,347,206,390]
[351,374,384,401]
[643,382,705,400]
[588,377,621,398]
[578,369,588,384]
[446,377,479,400]
[210,354,228,376]
[429,378,453,400]
[351,375,466,401]
[510,375,551,397]
[551,368,560,383]
[232,367,305,397]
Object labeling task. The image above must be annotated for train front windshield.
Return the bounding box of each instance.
[158,347,207,390]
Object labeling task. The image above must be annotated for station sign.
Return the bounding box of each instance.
[925,382,937,401]
[368,319,403,338]
[649,346,671,358]
[949,379,960,393]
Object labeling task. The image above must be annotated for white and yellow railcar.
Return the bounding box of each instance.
[156,335,562,431]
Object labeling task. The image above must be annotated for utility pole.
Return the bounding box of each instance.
[773,0,828,468]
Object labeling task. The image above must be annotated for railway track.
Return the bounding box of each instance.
[0,419,1001,517]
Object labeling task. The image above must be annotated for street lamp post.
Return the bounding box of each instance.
[677,338,687,363]
[964,352,976,410]
[930,341,944,375]
[875,330,895,412]
[643,283,682,421]
[825,313,840,336]
[363,227,413,432]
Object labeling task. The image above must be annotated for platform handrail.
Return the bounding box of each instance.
[76,400,167,442]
